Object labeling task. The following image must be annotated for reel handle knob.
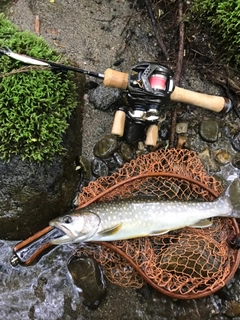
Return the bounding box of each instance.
[111,110,126,137]
[145,124,159,146]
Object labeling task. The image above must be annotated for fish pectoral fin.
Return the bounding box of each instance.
[189,219,212,228]
[149,230,170,236]
[98,223,123,236]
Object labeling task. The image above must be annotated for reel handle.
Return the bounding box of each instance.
[103,69,231,113]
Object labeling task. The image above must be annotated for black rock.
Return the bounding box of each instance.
[88,86,123,111]
[199,120,219,142]
[91,157,109,178]
[68,256,106,309]
[93,135,118,159]
[231,130,240,152]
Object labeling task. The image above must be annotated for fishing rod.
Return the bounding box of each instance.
[0,46,232,146]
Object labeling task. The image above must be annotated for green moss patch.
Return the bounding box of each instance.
[191,0,240,66]
[0,14,78,161]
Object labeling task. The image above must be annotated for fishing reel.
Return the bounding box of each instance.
[112,62,175,145]
[127,62,174,120]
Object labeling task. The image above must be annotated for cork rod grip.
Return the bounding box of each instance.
[171,86,232,113]
[103,68,129,90]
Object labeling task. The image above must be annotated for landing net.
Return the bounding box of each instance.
[76,148,240,299]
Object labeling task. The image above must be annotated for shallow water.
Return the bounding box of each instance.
[0,241,79,320]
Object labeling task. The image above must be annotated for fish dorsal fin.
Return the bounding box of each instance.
[98,223,123,236]
[189,219,212,228]
[149,230,170,236]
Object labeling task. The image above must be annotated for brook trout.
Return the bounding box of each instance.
[49,196,239,245]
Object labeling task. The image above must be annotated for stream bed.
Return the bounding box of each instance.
[0,0,240,319]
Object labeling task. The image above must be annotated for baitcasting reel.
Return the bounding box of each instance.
[112,62,175,145]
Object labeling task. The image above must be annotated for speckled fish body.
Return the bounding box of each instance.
[49,196,236,245]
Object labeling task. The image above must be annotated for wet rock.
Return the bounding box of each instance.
[93,135,118,159]
[198,148,220,172]
[231,131,240,151]
[91,157,109,178]
[67,256,106,309]
[103,156,119,174]
[88,86,123,111]
[214,150,231,165]
[230,301,240,316]
[120,143,134,162]
[176,122,188,134]
[232,153,240,169]
[75,156,92,181]
[199,120,219,142]
[113,152,124,167]
[159,122,169,140]
[177,135,188,148]
[228,178,240,212]
[222,125,232,139]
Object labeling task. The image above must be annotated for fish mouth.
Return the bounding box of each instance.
[49,221,76,244]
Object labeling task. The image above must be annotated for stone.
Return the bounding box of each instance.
[198,148,220,172]
[113,152,124,167]
[199,120,219,142]
[93,135,118,159]
[120,143,134,162]
[68,256,106,309]
[88,86,123,111]
[232,153,240,169]
[159,122,169,140]
[214,150,231,165]
[176,122,189,134]
[231,130,240,152]
[91,157,109,178]
[103,157,119,174]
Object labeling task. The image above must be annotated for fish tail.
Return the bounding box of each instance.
[218,195,240,218]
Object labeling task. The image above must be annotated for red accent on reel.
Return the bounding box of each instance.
[149,74,167,90]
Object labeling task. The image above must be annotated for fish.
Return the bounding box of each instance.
[49,196,239,245]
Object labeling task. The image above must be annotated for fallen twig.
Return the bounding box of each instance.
[0,65,51,78]
[174,0,184,85]
[144,0,169,60]
[35,15,40,36]
[169,0,185,148]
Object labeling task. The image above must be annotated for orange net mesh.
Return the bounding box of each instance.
[76,149,240,299]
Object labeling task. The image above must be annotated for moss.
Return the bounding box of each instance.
[191,0,240,66]
[0,14,79,162]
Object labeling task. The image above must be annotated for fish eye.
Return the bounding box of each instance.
[62,215,73,224]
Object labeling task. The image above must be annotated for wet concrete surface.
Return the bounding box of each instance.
[1,0,240,319]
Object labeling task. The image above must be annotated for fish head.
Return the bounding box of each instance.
[49,209,101,245]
